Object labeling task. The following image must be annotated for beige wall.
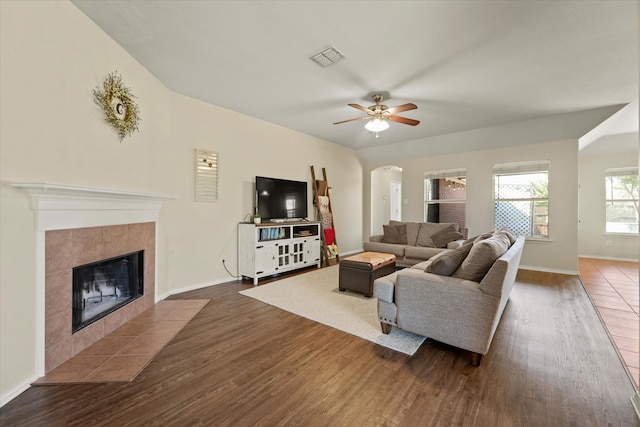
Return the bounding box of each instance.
[0,1,362,402]
[363,139,580,274]
[578,151,639,261]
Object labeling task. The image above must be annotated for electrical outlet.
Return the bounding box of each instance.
[605,241,612,247]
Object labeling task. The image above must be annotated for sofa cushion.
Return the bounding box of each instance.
[390,220,421,246]
[431,224,465,248]
[404,245,445,261]
[425,243,473,276]
[416,222,456,247]
[382,223,407,244]
[363,241,406,258]
[452,234,511,282]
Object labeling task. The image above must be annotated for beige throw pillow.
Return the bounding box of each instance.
[462,232,493,246]
[382,224,407,244]
[452,233,511,282]
[416,222,456,247]
[390,220,421,246]
[495,229,516,246]
[425,243,473,276]
[430,224,465,248]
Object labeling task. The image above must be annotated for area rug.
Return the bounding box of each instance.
[239,266,426,355]
[34,299,209,384]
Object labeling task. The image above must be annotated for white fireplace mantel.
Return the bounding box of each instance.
[11,182,177,231]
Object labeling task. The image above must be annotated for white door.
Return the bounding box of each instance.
[390,181,401,221]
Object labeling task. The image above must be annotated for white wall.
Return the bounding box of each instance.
[363,139,580,274]
[578,151,639,261]
[0,1,362,403]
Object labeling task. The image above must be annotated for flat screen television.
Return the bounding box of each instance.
[256,176,308,221]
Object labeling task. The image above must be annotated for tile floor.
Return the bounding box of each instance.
[34,299,209,384]
[579,257,639,387]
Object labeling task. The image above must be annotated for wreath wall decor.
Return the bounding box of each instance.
[93,71,141,141]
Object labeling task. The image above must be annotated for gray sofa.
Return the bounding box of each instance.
[363,220,468,267]
[373,234,525,366]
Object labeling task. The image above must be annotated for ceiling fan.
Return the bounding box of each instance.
[333,94,420,133]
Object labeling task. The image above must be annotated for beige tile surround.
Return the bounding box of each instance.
[44,222,156,373]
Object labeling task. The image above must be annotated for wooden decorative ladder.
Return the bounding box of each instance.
[310,166,338,266]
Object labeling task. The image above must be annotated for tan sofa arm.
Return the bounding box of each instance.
[369,234,383,243]
[373,271,400,303]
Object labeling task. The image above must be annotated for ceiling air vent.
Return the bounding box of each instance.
[310,46,345,67]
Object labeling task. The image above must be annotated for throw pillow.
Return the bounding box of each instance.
[495,228,516,246]
[430,224,465,248]
[452,234,511,282]
[382,224,407,244]
[390,220,421,246]
[462,232,493,246]
[425,243,473,276]
[416,222,456,247]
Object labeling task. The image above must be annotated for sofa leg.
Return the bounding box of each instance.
[470,352,483,367]
[380,322,392,334]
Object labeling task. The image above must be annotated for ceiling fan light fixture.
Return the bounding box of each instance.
[365,117,389,132]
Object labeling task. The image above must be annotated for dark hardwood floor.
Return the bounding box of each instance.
[1,269,638,426]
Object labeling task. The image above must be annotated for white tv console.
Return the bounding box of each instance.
[238,221,321,285]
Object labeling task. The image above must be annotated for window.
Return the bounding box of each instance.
[424,169,466,228]
[605,168,638,234]
[493,162,549,238]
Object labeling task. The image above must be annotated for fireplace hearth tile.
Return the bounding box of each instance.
[141,320,189,337]
[35,299,208,384]
[109,317,155,336]
[117,335,173,356]
[103,301,136,335]
[45,338,72,373]
[77,335,136,356]
[35,355,111,384]
[84,355,152,382]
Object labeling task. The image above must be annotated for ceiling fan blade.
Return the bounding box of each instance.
[388,115,420,126]
[387,103,417,115]
[348,103,373,114]
[333,116,368,125]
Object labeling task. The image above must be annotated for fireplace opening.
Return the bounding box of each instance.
[72,250,144,333]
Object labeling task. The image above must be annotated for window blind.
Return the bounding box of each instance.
[424,168,466,180]
[493,161,550,175]
[195,148,218,202]
[605,167,638,177]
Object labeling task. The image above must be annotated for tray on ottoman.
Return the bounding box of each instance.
[339,252,396,297]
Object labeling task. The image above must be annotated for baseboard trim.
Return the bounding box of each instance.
[1,374,38,408]
[168,278,232,296]
[578,254,639,263]
[518,265,578,276]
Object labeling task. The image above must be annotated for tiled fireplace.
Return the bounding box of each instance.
[12,183,175,376]
[45,223,155,372]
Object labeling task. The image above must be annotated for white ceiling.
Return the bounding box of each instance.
[72,1,638,154]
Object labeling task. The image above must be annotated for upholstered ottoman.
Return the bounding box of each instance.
[339,252,396,297]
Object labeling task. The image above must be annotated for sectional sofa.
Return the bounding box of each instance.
[373,232,525,366]
[363,220,468,267]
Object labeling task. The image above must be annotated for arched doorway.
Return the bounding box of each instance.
[370,165,402,235]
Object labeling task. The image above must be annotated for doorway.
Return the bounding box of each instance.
[390,181,401,221]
